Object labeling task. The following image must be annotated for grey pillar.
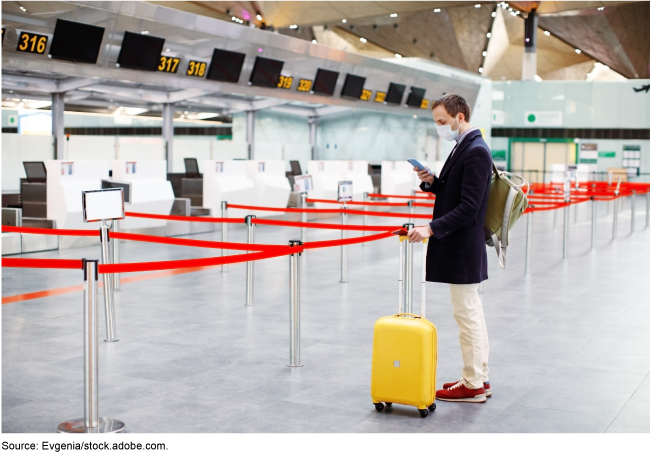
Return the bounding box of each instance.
[309,117,317,160]
[246,110,255,160]
[521,10,538,81]
[52,92,65,159]
[162,103,174,173]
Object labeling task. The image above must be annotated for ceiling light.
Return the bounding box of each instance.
[486,32,492,38]
[515,11,520,15]
[312,39,317,44]
[166,48,170,52]
[413,115,417,118]
[141,31,149,34]
[482,51,487,57]
[390,13,398,17]
[360,37,367,43]
[511,12,516,16]
[256,14,263,20]
[434,9,441,13]
[232,17,236,20]
[475,4,481,8]
[575,49,581,54]
[598,7,605,11]
[492,12,496,17]
[479,67,483,73]
[508,7,513,11]
[289,24,298,29]
[544,30,550,36]
[395,53,402,59]
[20,6,26,11]
[342,19,347,23]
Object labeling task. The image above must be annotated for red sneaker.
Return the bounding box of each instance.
[443,380,492,397]
[436,380,487,403]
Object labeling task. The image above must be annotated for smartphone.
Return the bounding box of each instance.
[407,158,431,175]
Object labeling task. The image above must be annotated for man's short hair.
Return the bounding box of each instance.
[432,93,471,122]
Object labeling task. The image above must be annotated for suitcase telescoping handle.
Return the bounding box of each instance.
[397,233,428,318]
[395,313,422,319]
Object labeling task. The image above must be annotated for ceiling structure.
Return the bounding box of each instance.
[156,1,649,81]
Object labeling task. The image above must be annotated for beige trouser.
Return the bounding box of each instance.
[449,283,490,389]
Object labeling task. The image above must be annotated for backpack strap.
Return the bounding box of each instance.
[497,187,518,269]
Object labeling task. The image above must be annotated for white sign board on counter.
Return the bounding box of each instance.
[82,188,125,223]
[293,175,313,193]
[337,181,353,202]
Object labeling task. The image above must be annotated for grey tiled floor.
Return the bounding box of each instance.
[3,199,650,433]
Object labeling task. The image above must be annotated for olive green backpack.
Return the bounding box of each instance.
[484,162,529,268]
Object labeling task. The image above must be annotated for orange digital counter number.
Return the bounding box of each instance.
[297,79,312,92]
[277,75,293,89]
[17,31,48,55]
[374,91,386,103]
[420,99,430,109]
[360,89,372,101]
[186,60,207,77]
[158,56,180,74]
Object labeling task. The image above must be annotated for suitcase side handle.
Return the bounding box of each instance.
[394,313,422,319]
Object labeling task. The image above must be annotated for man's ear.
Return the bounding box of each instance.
[457,112,466,123]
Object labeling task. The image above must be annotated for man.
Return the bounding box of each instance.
[407,93,493,403]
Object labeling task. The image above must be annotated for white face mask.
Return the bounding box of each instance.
[436,116,460,141]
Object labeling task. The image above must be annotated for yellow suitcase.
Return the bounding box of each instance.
[371,234,437,418]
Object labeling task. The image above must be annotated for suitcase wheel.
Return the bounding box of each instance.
[374,403,385,412]
[385,402,392,407]
[418,409,429,418]
[428,403,436,412]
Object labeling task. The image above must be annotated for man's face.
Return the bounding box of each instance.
[432,105,462,126]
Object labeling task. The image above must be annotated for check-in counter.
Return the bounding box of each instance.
[45,160,107,230]
[203,160,256,219]
[380,160,439,201]
[340,161,374,201]
[307,161,344,208]
[246,161,291,217]
[111,160,175,232]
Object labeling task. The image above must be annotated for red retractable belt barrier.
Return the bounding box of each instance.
[252,218,401,231]
[2,258,83,269]
[368,193,435,199]
[303,231,394,249]
[306,198,435,208]
[1,226,98,236]
[226,204,432,219]
[125,211,244,223]
[111,232,285,252]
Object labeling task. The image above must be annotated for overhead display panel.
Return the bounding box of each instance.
[341,74,366,99]
[49,19,105,64]
[406,87,426,108]
[249,56,284,88]
[206,48,246,83]
[312,69,339,96]
[117,31,165,71]
[385,83,406,105]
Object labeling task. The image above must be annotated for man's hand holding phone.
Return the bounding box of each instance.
[414,166,434,185]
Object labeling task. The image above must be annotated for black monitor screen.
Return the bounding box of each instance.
[184,158,200,177]
[23,162,47,183]
[406,87,426,107]
[290,160,302,175]
[249,57,284,88]
[117,31,165,71]
[313,69,339,96]
[341,74,366,99]
[49,19,105,64]
[385,83,406,104]
[207,48,246,83]
[101,180,131,204]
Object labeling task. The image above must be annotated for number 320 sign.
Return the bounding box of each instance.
[17,31,48,54]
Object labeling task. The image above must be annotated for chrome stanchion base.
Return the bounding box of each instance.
[104,338,119,343]
[58,417,125,433]
[287,364,304,368]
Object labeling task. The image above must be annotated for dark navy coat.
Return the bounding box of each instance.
[420,129,492,284]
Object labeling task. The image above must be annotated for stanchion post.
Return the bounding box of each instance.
[591,197,597,250]
[111,220,120,292]
[301,192,307,243]
[631,190,636,232]
[398,236,404,314]
[340,204,348,283]
[245,215,255,306]
[99,221,118,342]
[408,200,414,223]
[563,203,570,258]
[288,241,303,367]
[646,191,650,229]
[613,198,619,240]
[478,281,484,294]
[363,192,368,240]
[525,211,533,274]
[221,201,229,273]
[57,260,125,433]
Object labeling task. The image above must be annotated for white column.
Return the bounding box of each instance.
[309,117,318,160]
[246,110,255,160]
[52,92,65,159]
[521,10,538,81]
[162,103,174,173]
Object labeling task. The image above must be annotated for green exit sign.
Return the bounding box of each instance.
[491,150,506,161]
